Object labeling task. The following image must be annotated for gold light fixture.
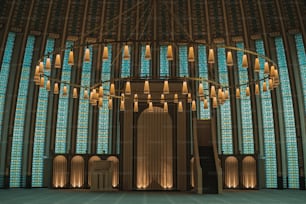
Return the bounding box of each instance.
[144,80,150,94]
[102,46,108,61]
[125,81,131,95]
[84,47,90,62]
[68,49,74,65]
[123,44,130,60]
[167,45,173,61]
[188,46,195,62]
[145,44,151,60]
[55,54,61,68]
[208,48,215,64]
[242,54,248,68]
[178,101,183,112]
[163,80,169,94]
[227,51,234,66]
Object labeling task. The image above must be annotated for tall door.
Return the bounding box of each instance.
[136,106,173,190]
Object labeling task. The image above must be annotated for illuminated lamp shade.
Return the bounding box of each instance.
[210,85,216,98]
[263,81,267,92]
[163,80,169,94]
[34,66,40,85]
[212,97,218,108]
[144,80,150,94]
[173,93,178,103]
[134,93,138,102]
[188,46,195,62]
[84,89,89,99]
[148,102,153,112]
[270,65,275,77]
[187,93,192,103]
[147,94,152,103]
[264,62,269,75]
[182,80,188,95]
[178,101,183,112]
[55,54,61,68]
[227,51,234,66]
[39,61,44,74]
[84,47,90,62]
[273,69,279,87]
[102,46,108,61]
[218,88,222,99]
[224,89,229,100]
[125,81,131,95]
[39,76,45,88]
[254,57,260,72]
[221,91,225,104]
[120,100,125,111]
[208,48,215,64]
[121,93,125,102]
[198,82,204,96]
[90,91,96,105]
[62,85,67,96]
[134,101,138,112]
[269,79,274,90]
[167,45,173,61]
[110,83,115,96]
[204,98,208,109]
[46,80,50,91]
[108,97,113,110]
[123,45,130,60]
[98,97,103,108]
[73,88,78,98]
[163,102,168,112]
[191,100,196,111]
[255,83,260,95]
[99,86,103,97]
[242,54,248,68]
[160,94,165,103]
[236,88,240,99]
[145,44,151,60]
[246,86,250,97]
[46,57,51,70]
[68,49,74,65]
[54,83,59,94]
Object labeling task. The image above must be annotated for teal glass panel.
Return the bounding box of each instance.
[160,46,169,77]
[140,45,150,77]
[236,42,254,154]
[198,45,210,119]
[32,38,55,187]
[10,36,35,187]
[275,37,299,188]
[121,46,130,77]
[55,41,73,153]
[179,46,188,77]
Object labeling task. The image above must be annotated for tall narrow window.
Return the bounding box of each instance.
[218,47,233,154]
[255,40,277,188]
[98,45,112,154]
[140,45,150,77]
[0,33,15,141]
[32,38,55,187]
[275,37,299,188]
[236,42,254,154]
[55,41,73,154]
[121,45,130,77]
[160,45,169,77]
[76,47,93,154]
[294,34,306,113]
[198,45,210,119]
[10,35,35,187]
[179,45,188,77]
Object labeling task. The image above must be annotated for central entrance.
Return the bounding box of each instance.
[136,106,173,190]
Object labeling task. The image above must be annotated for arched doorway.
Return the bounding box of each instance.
[136,106,173,190]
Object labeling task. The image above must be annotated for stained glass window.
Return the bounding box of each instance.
[32,38,55,187]
[179,46,188,77]
[97,45,112,154]
[236,42,254,154]
[160,46,169,77]
[121,46,130,77]
[198,45,210,119]
[10,35,35,187]
[76,47,93,154]
[55,41,73,153]
[140,45,150,77]
[275,37,299,188]
[218,47,233,154]
[255,40,277,188]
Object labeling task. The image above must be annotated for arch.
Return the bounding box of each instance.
[88,156,101,187]
[224,156,239,188]
[107,156,119,187]
[53,155,67,188]
[136,106,173,190]
[242,156,256,188]
[70,155,84,188]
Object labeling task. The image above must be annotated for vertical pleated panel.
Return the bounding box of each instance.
[225,156,239,188]
[242,156,256,188]
[53,155,67,188]
[70,156,84,188]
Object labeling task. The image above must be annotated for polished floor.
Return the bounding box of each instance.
[0,188,305,204]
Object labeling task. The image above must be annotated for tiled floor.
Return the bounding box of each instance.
[0,189,305,204]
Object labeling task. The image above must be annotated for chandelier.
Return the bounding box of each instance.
[33,40,279,113]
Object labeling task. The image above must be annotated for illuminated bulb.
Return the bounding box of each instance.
[210,85,216,98]
[147,94,152,103]
[173,93,178,103]
[178,101,183,112]
[191,100,196,111]
[263,81,267,92]
[108,97,113,110]
[144,80,150,94]
[46,80,50,91]
[187,93,192,103]
[134,101,138,112]
[198,82,204,96]
[54,83,59,94]
[242,54,248,68]
[270,65,275,77]
[254,57,260,72]
[123,45,130,60]
[148,102,153,112]
[227,51,233,66]
[208,48,215,64]
[84,47,90,62]
[46,57,51,70]
[204,98,208,109]
[63,85,67,96]
[163,80,169,94]
[264,62,269,75]
[39,76,44,88]
[134,93,138,102]
[218,88,222,99]
[160,94,165,103]
[213,97,218,108]
[145,44,151,60]
[102,46,108,61]
[188,46,195,62]
[246,86,250,96]
[182,80,188,95]
[120,100,125,111]
[167,45,173,61]
[84,89,89,99]
[273,69,279,87]
[255,83,259,95]
[55,54,61,68]
[73,88,78,98]
[68,49,74,65]
[39,61,44,74]
[110,83,115,96]
[163,102,168,112]
[125,81,131,95]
